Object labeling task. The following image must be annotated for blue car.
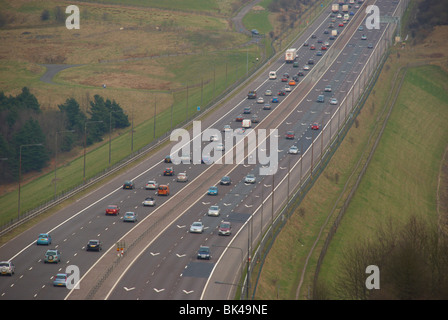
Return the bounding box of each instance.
[207,186,218,195]
[123,212,137,222]
[53,273,67,287]
[36,233,52,245]
[271,97,279,103]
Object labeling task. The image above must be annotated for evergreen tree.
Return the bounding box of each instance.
[12,118,48,176]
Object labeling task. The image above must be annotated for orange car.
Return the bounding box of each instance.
[158,185,170,196]
[288,79,296,86]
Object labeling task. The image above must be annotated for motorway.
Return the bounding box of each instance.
[0,0,402,300]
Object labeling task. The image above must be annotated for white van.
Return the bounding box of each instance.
[242,119,251,128]
[269,71,277,80]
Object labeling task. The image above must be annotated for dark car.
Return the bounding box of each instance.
[243,106,251,114]
[123,180,134,189]
[164,155,172,163]
[247,91,257,99]
[220,176,231,185]
[197,246,211,260]
[163,167,174,176]
[86,240,102,251]
[278,90,286,96]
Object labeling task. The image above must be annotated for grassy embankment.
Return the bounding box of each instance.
[253,24,448,299]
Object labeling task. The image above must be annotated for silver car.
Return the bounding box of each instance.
[189,222,204,233]
[177,172,188,182]
[0,261,15,276]
[288,146,299,154]
[207,205,221,217]
[145,180,158,190]
[142,197,156,206]
[245,174,256,184]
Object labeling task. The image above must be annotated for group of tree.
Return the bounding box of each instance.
[0,87,130,184]
[314,215,448,299]
[408,0,448,41]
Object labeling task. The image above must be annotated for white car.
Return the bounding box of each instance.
[142,197,156,206]
[245,174,256,184]
[257,97,264,104]
[189,222,204,233]
[285,86,291,92]
[0,261,15,276]
[145,180,158,190]
[265,89,272,96]
[330,98,338,105]
[207,205,221,216]
[303,65,310,70]
[288,146,299,154]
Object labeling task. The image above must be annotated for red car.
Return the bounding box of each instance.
[310,45,316,50]
[235,115,244,122]
[106,205,120,215]
[285,131,295,139]
[311,122,320,130]
[281,77,288,82]
[338,22,344,27]
[278,90,286,96]
[321,46,327,50]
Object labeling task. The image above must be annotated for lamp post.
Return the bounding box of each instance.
[18,143,43,219]
[83,120,103,181]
